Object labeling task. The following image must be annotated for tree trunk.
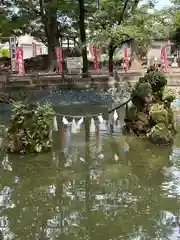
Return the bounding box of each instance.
[78,0,88,76]
[47,13,59,71]
[108,43,115,75]
[39,0,59,71]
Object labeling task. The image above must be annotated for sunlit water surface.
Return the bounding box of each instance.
[0,104,180,240]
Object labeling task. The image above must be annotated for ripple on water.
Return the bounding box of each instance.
[0,109,180,239]
[26,89,114,106]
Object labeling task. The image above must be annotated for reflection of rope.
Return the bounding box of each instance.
[54,98,131,118]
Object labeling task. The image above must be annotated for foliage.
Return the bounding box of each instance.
[144,70,167,92]
[171,27,180,50]
[124,67,175,144]
[136,39,151,59]
[89,3,166,46]
[169,7,180,50]
[0,3,29,41]
[131,82,152,106]
[149,122,173,144]
[131,69,167,107]
[10,0,75,44]
[0,0,169,72]
[0,48,9,57]
[5,102,53,154]
[87,1,168,72]
[166,1,180,51]
[149,103,168,123]
[162,88,175,102]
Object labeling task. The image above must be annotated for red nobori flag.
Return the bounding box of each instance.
[16,47,24,75]
[16,47,19,64]
[90,45,99,72]
[55,47,62,74]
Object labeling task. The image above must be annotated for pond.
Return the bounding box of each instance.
[1,103,180,240]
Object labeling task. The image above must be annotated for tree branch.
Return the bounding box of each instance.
[118,0,129,25]
[118,0,140,25]
[113,37,134,50]
[120,37,134,45]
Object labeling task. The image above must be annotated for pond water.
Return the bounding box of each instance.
[1,104,180,239]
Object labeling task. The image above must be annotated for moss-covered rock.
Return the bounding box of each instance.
[5,102,54,154]
[131,82,152,107]
[132,82,152,100]
[162,88,175,102]
[144,70,167,92]
[149,103,168,124]
[134,112,151,133]
[131,82,152,104]
[123,66,176,145]
[148,123,173,144]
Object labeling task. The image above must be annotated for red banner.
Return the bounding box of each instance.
[160,46,167,72]
[56,47,62,74]
[16,47,24,75]
[16,48,19,64]
[90,45,99,72]
[123,47,129,73]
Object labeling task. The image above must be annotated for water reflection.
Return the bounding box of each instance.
[1,120,180,239]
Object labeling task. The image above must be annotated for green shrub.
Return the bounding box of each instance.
[5,102,54,154]
[144,70,167,92]
[132,82,152,100]
[0,48,9,57]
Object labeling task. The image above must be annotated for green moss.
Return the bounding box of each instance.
[149,123,173,144]
[150,123,168,134]
[162,88,175,102]
[149,103,168,124]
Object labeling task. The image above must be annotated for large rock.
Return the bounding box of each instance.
[148,123,173,145]
[148,103,174,144]
[124,111,150,135]
[133,112,150,134]
[123,67,176,144]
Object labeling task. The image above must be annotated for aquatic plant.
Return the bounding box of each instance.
[124,67,176,144]
[5,102,54,153]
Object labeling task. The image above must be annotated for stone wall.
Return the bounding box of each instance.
[0,71,179,92]
[0,72,142,91]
